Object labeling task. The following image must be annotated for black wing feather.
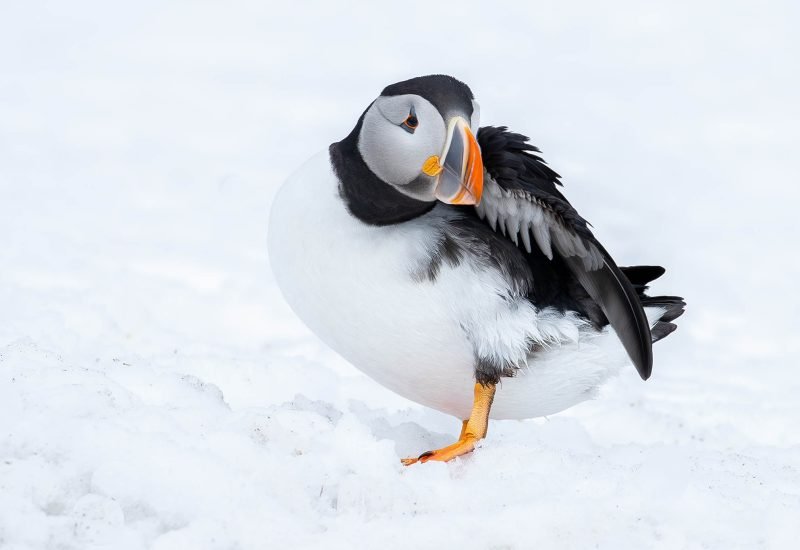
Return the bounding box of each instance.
[476,126,654,379]
[563,244,653,379]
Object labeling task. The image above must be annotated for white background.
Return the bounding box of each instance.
[1,1,798,548]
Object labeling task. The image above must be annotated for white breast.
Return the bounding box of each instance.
[268,151,635,420]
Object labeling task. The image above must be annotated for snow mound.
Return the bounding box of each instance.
[2,335,798,548]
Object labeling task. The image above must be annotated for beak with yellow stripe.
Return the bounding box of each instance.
[422,116,484,206]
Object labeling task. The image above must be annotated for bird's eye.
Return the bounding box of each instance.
[401,108,418,133]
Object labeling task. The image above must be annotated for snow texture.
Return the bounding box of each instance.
[1,1,799,548]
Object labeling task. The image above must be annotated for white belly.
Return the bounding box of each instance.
[268,151,632,419]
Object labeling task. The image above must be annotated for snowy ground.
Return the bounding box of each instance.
[2,1,799,548]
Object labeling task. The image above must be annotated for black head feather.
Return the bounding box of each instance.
[381,74,474,119]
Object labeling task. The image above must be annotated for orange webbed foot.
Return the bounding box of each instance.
[401,434,478,465]
[401,383,496,466]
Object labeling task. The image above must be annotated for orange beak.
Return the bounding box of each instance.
[425,117,484,206]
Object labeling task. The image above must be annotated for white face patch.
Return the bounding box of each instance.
[358,94,447,199]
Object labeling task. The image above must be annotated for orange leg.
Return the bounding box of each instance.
[402,382,496,465]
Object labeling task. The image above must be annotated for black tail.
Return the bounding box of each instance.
[620,266,686,343]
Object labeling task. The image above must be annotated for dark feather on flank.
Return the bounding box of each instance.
[416,233,463,282]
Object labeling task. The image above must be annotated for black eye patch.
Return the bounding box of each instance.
[401,106,418,133]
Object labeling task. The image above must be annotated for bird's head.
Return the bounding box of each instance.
[354,75,484,206]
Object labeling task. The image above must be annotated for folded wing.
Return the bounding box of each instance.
[475,126,653,379]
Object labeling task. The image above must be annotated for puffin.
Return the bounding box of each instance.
[268,75,685,465]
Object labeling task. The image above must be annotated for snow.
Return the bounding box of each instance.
[1,1,799,548]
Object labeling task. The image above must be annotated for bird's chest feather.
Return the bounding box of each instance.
[268,152,477,402]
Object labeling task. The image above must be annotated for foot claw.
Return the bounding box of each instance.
[401,450,436,466]
[401,450,438,466]
[417,451,435,463]
[401,437,477,466]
